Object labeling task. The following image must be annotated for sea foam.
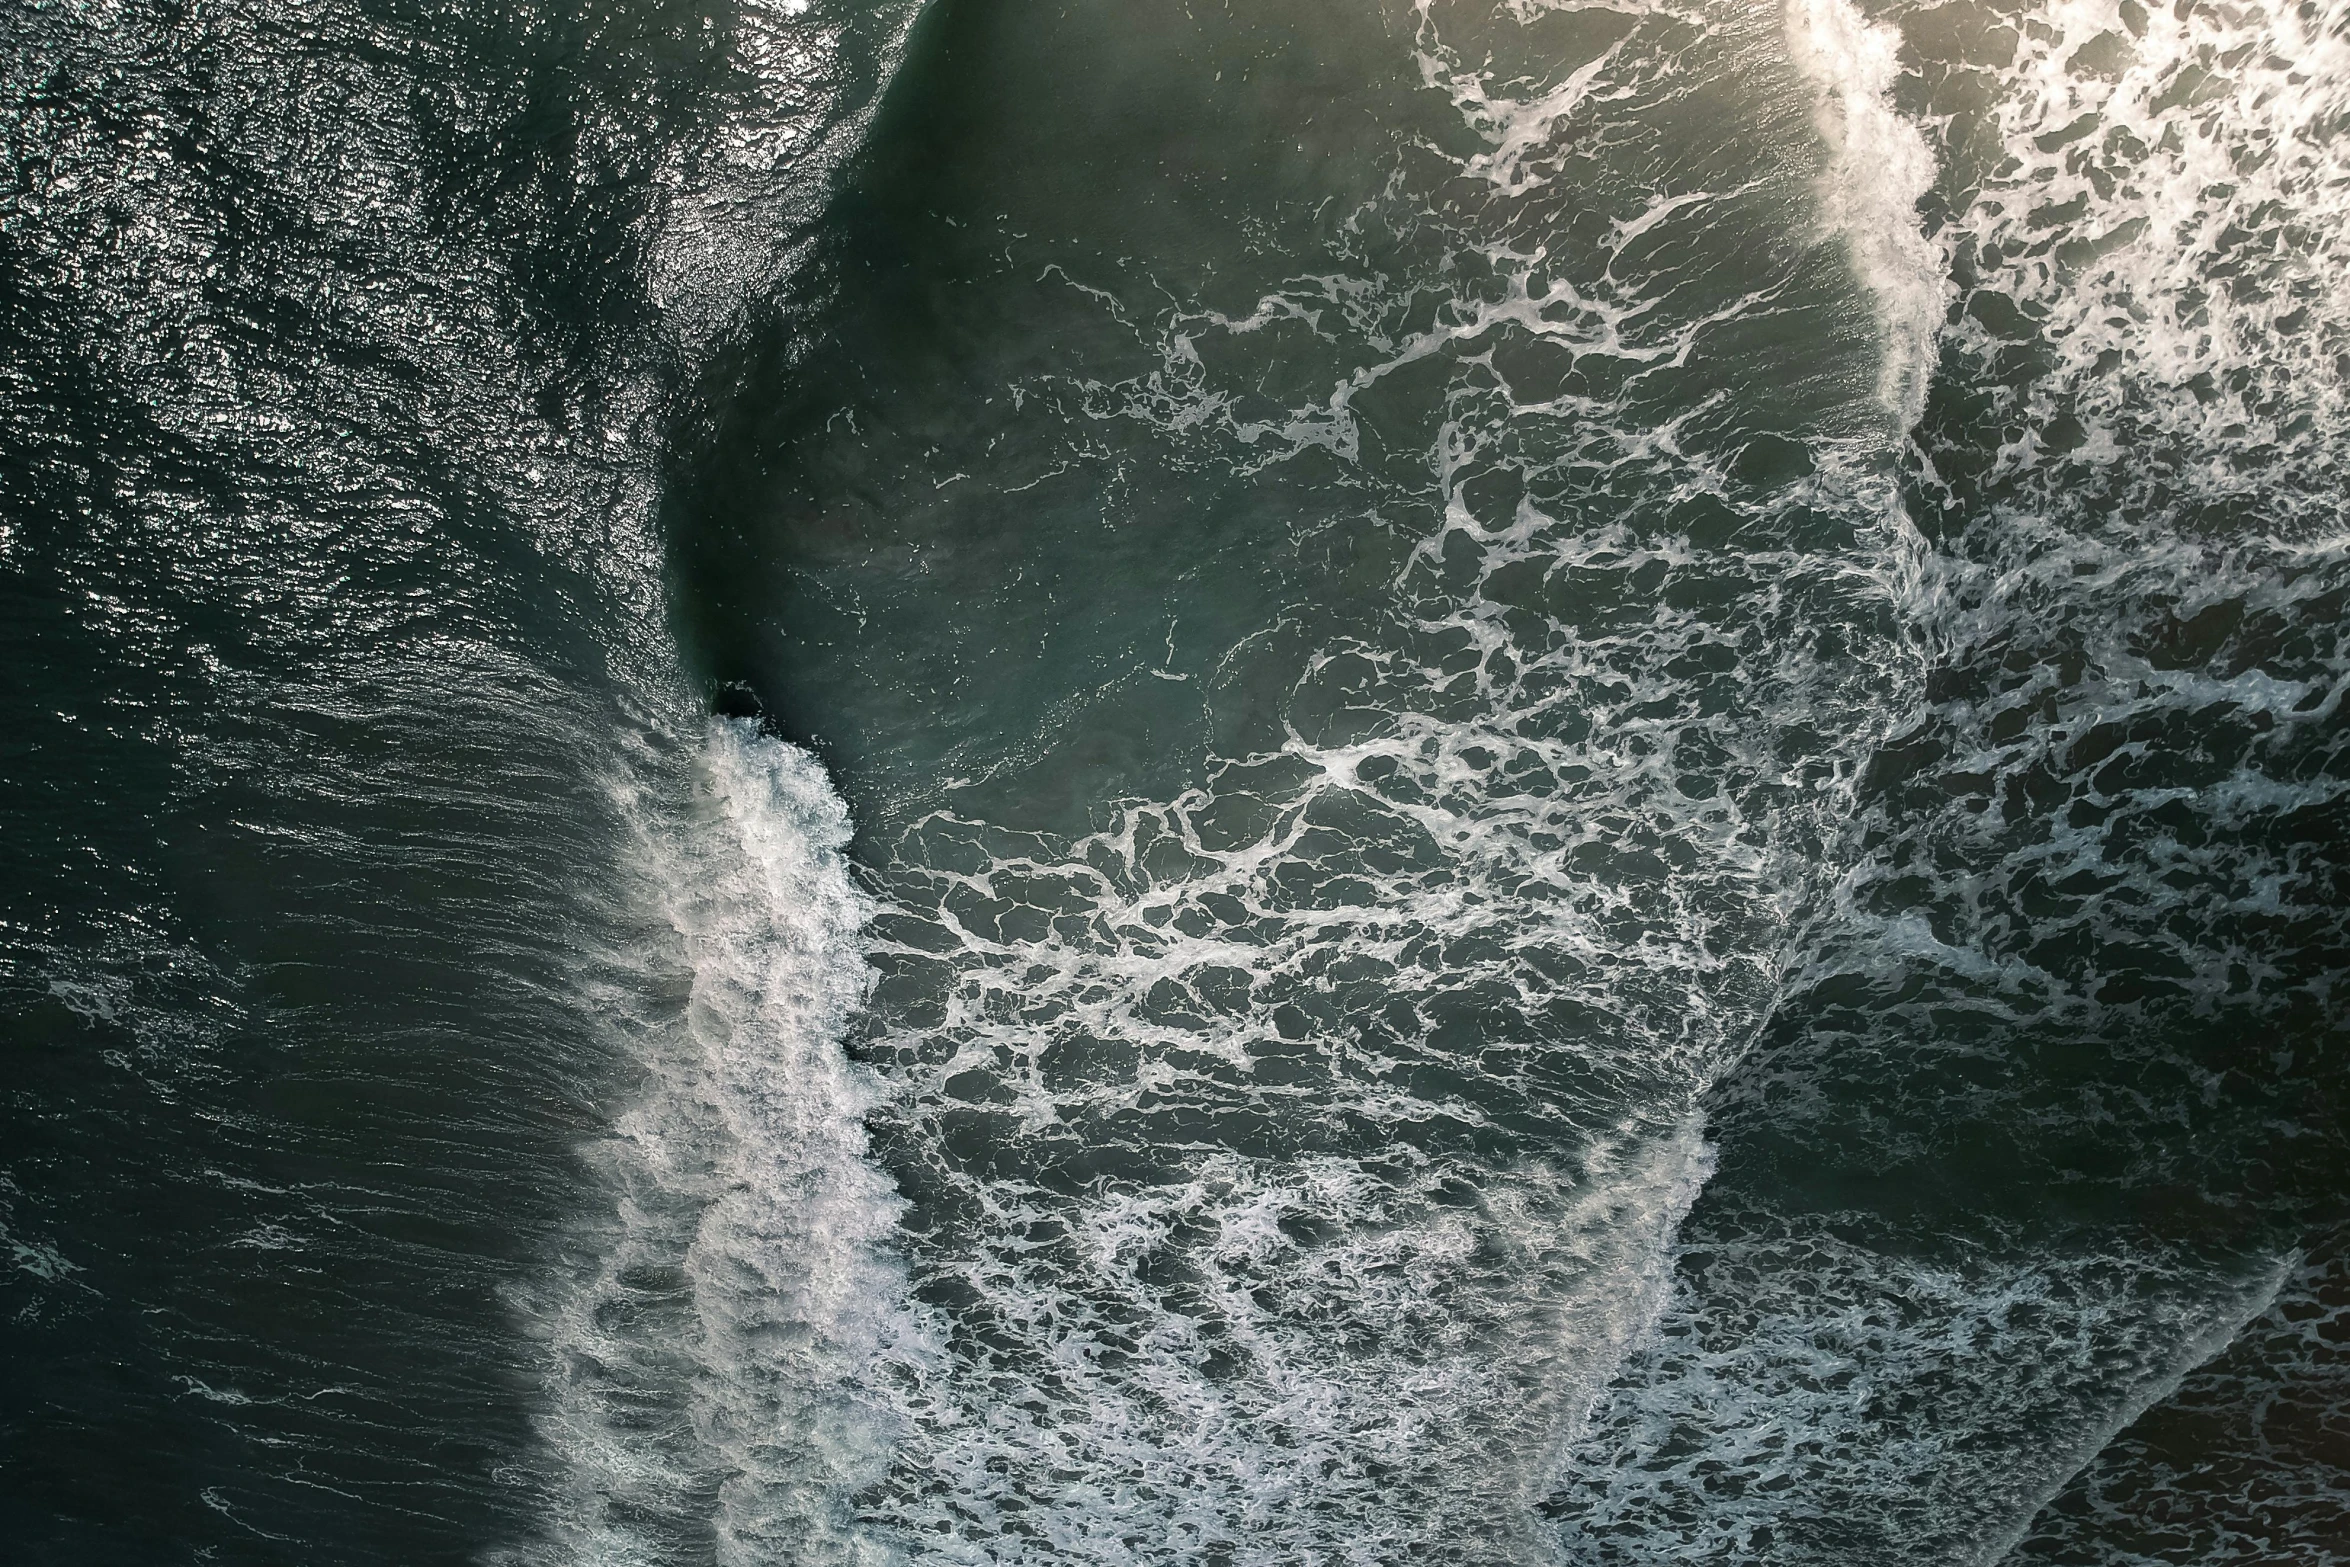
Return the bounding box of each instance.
[526,722,924,1567]
[1785,0,1949,428]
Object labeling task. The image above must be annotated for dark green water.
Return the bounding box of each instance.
[4,0,2347,1561]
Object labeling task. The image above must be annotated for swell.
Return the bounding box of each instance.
[661,0,1933,1556]
[14,0,2333,1557]
[501,3,939,1562]
[0,0,930,1558]
[1553,0,2350,1557]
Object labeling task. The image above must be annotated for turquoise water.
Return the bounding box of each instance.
[3,0,2347,1560]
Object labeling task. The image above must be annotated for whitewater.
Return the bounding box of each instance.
[534,0,2350,1557]
[3,0,2346,1559]
[529,0,2350,1556]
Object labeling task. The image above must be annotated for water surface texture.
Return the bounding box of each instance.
[3,0,2346,1561]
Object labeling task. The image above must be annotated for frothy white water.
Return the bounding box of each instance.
[525,721,925,1567]
[1553,0,2350,1556]
[678,726,926,1565]
[1933,0,2350,522]
[488,0,941,1552]
[1553,1236,2293,1562]
[816,2,1930,1557]
[1785,0,1950,427]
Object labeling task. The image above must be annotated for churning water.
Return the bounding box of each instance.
[3,0,2347,1561]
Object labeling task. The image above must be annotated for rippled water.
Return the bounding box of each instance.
[4,0,2346,1561]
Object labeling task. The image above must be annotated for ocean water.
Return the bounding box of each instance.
[2,0,2345,1561]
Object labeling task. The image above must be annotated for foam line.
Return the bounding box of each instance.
[526,723,928,1567]
[1785,0,1950,428]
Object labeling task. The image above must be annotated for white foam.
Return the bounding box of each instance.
[684,725,929,1565]
[523,721,928,1567]
[812,4,1936,1552]
[1785,0,1951,427]
[1932,0,2350,526]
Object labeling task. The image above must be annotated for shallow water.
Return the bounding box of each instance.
[3,0,2346,1561]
